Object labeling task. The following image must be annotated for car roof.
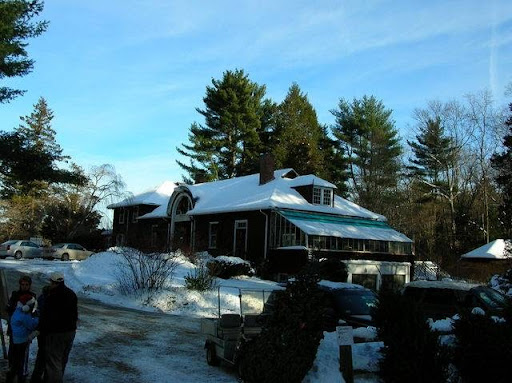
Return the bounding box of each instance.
[318,280,369,291]
[405,280,480,291]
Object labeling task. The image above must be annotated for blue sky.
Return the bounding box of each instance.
[1,0,511,194]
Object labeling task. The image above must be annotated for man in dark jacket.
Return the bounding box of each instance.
[39,272,77,383]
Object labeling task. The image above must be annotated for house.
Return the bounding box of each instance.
[458,239,511,282]
[107,181,177,250]
[109,162,414,290]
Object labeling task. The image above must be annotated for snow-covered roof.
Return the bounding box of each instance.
[406,280,479,290]
[281,210,412,242]
[460,239,511,260]
[185,169,385,221]
[107,181,177,209]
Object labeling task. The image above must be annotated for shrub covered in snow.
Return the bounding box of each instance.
[184,260,217,291]
[113,247,180,294]
[489,268,512,296]
[207,255,253,279]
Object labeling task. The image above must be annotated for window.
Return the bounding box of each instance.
[132,207,139,223]
[312,187,333,206]
[209,222,218,249]
[118,208,125,224]
[151,225,158,247]
[381,274,406,291]
[282,233,296,247]
[352,274,377,290]
[116,234,125,246]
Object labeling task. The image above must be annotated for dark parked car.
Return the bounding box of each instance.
[402,280,510,320]
[263,281,378,329]
[318,281,378,329]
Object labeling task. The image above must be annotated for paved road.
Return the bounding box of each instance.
[1,268,238,383]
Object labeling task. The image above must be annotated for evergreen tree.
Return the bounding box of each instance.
[318,125,349,196]
[177,69,271,182]
[407,117,458,199]
[272,83,325,176]
[491,103,512,238]
[331,95,402,213]
[0,0,48,103]
[0,97,84,197]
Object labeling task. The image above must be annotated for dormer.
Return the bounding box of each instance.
[289,175,337,207]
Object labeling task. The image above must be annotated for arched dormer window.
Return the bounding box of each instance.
[168,191,193,222]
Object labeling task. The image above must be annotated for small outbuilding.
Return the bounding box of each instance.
[459,239,511,282]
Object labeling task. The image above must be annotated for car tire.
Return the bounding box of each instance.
[62,253,70,261]
[206,344,220,366]
[14,251,22,259]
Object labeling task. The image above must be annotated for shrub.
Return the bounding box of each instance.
[305,257,348,282]
[375,290,450,383]
[207,256,252,279]
[237,272,325,382]
[114,248,179,294]
[452,308,512,383]
[184,261,217,291]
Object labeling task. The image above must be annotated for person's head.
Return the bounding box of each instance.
[19,275,32,292]
[48,272,64,289]
[18,294,36,313]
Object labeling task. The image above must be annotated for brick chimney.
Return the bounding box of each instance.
[259,154,275,185]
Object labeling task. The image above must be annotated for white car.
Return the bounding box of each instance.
[0,240,43,259]
[45,243,94,261]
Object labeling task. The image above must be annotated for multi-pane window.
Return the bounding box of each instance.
[118,209,125,224]
[312,187,333,206]
[209,222,218,249]
[151,225,158,247]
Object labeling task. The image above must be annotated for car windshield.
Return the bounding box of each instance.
[331,289,377,315]
[52,243,65,249]
[2,240,18,245]
[473,287,508,310]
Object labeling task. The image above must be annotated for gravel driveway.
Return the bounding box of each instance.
[1,268,238,383]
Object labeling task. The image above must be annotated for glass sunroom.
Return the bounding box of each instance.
[270,209,413,255]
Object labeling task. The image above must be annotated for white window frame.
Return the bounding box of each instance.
[118,208,125,224]
[209,222,219,249]
[132,206,139,223]
[151,224,158,247]
[282,233,296,247]
[116,233,125,246]
[312,187,333,206]
[233,220,248,258]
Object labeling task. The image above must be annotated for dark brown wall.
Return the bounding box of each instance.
[193,210,268,265]
[111,205,168,251]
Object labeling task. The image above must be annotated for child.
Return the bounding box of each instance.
[6,294,39,383]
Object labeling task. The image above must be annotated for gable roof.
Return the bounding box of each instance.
[107,181,177,209]
[184,168,385,221]
[461,239,511,260]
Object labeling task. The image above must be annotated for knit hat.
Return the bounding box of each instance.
[49,272,64,283]
[18,294,36,313]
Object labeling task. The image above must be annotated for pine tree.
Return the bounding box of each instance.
[331,95,402,213]
[272,83,325,176]
[0,0,48,103]
[0,97,84,197]
[491,103,512,238]
[407,117,457,198]
[177,69,271,182]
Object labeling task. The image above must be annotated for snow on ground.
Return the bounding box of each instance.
[0,250,461,382]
